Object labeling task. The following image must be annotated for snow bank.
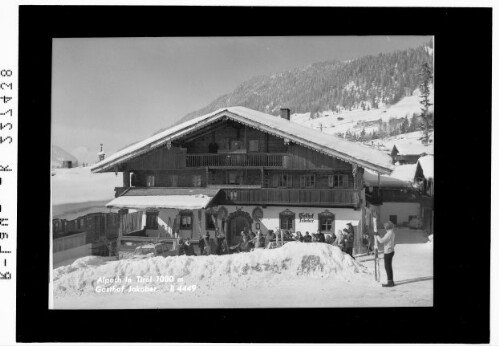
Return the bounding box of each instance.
[53,243,370,298]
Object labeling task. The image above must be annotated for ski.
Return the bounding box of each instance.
[373,215,380,282]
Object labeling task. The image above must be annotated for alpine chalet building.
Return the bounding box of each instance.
[91,107,394,255]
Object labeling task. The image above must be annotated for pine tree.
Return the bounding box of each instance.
[360,128,366,141]
[400,115,409,133]
[410,113,418,132]
[418,62,433,144]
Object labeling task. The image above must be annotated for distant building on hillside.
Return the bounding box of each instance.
[390,144,430,165]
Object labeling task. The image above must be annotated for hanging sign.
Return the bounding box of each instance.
[298,213,314,223]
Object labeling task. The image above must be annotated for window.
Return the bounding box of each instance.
[227,190,238,201]
[319,211,335,232]
[205,213,216,230]
[273,173,293,188]
[192,175,202,187]
[300,174,315,188]
[228,171,243,185]
[146,175,155,187]
[280,215,294,230]
[230,140,243,151]
[180,212,193,230]
[129,172,137,187]
[170,175,178,187]
[248,139,260,152]
[146,211,158,230]
[279,210,295,231]
[77,218,84,230]
[328,174,349,188]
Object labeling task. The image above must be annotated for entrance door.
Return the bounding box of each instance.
[229,216,249,246]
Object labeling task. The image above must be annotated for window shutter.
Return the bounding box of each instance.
[287,175,293,188]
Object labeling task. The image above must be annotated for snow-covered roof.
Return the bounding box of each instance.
[106,188,220,209]
[363,169,412,188]
[392,136,434,156]
[92,106,394,174]
[390,164,418,182]
[418,155,434,179]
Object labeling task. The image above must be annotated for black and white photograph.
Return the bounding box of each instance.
[50,35,435,309]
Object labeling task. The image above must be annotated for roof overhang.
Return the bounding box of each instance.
[92,108,393,175]
[106,188,220,210]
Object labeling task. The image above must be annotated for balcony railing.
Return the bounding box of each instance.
[185,153,288,168]
[220,188,360,207]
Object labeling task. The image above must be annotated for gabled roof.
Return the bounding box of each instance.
[92,106,394,174]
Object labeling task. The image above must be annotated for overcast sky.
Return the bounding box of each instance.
[51,36,430,162]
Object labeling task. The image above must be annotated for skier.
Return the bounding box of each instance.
[374,221,396,287]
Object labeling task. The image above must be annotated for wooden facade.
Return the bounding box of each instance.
[115,119,364,208]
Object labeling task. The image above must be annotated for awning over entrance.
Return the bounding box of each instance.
[106,188,220,210]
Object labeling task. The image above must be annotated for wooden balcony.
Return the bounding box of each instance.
[219,188,360,207]
[186,153,288,168]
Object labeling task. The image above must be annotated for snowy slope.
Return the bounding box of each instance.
[365,130,434,156]
[291,87,434,136]
[52,166,122,206]
[51,145,78,168]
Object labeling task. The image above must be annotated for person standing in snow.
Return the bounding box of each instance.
[325,234,336,245]
[316,229,326,243]
[233,234,254,252]
[344,228,354,257]
[265,230,275,247]
[295,231,304,242]
[303,232,312,243]
[374,221,396,287]
[201,232,215,255]
[198,234,206,255]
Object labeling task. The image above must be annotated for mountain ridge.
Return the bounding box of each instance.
[174,42,433,127]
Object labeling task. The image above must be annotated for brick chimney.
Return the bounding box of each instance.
[280,108,291,120]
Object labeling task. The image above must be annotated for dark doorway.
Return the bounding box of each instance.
[228,216,249,246]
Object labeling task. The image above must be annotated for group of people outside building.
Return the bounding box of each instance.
[176,223,356,257]
[176,220,396,288]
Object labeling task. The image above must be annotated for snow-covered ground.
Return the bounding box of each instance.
[52,166,122,207]
[52,228,432,309]
[364,130,434,156]
[291,88,434,136]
